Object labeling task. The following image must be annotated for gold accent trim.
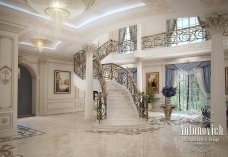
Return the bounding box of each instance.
[44,7,70,17]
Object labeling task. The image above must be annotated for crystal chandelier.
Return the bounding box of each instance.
[31,38,51,52]
[27,0,96,31]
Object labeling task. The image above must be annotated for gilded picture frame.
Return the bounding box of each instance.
[146,72,159,94]
[54,70,71,94]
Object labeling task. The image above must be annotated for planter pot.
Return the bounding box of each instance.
[148,103,152,111]
[160,105,175,119]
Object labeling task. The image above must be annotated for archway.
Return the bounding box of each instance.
[18,64,33,117]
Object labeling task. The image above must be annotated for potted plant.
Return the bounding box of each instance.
[146,88,159,111]
[160,86,177,119]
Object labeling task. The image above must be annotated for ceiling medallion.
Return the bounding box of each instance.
[27,0,96,20]
[27,0,96,34]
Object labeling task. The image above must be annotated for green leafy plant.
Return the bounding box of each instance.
[146,88,159,104]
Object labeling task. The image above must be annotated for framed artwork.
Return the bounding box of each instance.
[54,70,71,94]
[225,68,228,94]
[146,72,159,93]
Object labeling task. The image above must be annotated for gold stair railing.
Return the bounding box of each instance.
[74,40,118,79]
[73,50,86,79]
[93,57,108,123]
[102,63,148,119]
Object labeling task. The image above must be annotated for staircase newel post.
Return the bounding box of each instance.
[126,74,129,90]
[111,64,113,80]
[141,92,145,118]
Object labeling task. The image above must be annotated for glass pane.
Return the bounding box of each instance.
[190,17,196,26]
[183,18,189,28]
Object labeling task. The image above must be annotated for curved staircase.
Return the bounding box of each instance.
[94,81,147,129]
[74,40,149,129]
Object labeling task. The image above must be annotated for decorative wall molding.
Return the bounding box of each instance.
[0,20,26,34]
[0,65,12,84]
[0,113,12,129]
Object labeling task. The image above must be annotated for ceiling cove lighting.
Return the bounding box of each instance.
[20,40,62,51]
[67,2,146,29]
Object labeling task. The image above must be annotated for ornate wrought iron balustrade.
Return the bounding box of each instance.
[94,39,118,61]
[73,51,86,79]
[93,58,108,122]
[117,39,137,54]
[142,25,211,49]
[74,40,119,79]
[102,63,148,119]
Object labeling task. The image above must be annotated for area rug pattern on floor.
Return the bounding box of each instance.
[149,115,203,126]
[0,125,45,142]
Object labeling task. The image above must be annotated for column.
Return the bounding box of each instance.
[136,24,143,92]
[0,21,25,137]
[205,13,227,135]
[84,45,96,120]
[136,58,143,92]
[137,24,142,51]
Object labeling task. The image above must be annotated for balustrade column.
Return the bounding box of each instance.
[84,45,96,120]
[137,24,142,51]
[205,13,227,135]
[136,58,143,92]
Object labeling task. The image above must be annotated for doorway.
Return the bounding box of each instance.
[18,64,33,117]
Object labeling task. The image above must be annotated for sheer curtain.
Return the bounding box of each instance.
[196,68,209,97]
[118,27,126,45]
[166,19,177,46]
[165,61,211,112]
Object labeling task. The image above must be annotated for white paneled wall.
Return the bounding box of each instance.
[19,55,85,116]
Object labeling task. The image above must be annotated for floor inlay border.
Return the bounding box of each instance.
[0,125,45,142]
[0,144,23,157]
[87,127,161,135]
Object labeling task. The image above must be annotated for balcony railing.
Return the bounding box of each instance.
[142,25,211,49]
[117,39,137,54]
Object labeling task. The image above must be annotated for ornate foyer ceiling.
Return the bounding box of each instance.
[0,0,227,57]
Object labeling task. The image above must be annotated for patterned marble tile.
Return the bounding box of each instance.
[0,112,227,157]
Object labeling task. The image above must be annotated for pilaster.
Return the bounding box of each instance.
[204,13,228,135]
[0,21,25,137]
[84,44,97,120]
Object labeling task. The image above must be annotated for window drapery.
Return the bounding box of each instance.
[165,61,211,112]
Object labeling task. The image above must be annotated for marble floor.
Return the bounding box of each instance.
[0,112,227,157]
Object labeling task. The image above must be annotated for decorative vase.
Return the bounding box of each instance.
[160,97,175,119]
[160,105,175,119]
[165,97,171,105]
